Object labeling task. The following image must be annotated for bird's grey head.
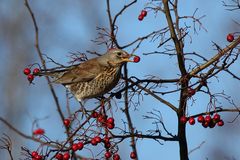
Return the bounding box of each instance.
[99,48,133,67]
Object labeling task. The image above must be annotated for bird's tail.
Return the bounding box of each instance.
[33,68,67,78]
[32,70,62,84]
[33,70,55,77]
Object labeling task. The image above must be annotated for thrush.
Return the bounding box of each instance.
[36,49,133,102]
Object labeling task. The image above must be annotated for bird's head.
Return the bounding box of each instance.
[104,48,133,66]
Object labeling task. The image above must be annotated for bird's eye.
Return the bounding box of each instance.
[116,52,122,56]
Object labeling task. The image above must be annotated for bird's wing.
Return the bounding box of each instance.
[53,59,103,84]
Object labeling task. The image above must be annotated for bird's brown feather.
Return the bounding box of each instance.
[53,58,105,84]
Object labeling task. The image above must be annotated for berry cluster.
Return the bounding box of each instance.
[91,111,137,159]
[55,152,70,160]
[89,134,120,159]
[31,151,43,160]
[197,114,224,128]
[227,33,234,42]
[71,141,84,151]
[91,111,118,159]
[180,113,224,128]
[90,136,102,146]
[138,10,147,21]
[28,112,138,159]
[91,111,115,129]
[23,67,40,83]
[104,152,121,160]
[53,141,85,160]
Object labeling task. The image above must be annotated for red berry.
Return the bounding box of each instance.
[63,152,70,160]
[91,138,98,146]
[188,117,195,125]
[104,142,111,149]
[33,68,40,74]
[140,10,147,17]
[197,115,204,123]
[91,111,98,118]
[138,15,144,21]
[35,155,42,160]
[209,119,216,128]
[23,68,31,75]
[31,151,38,158]
[130,151,137,159]
[94,136,101,143]
[71,143,78,151]
[187,88,196,96]
[202,121,209,128]
[107,123,115,129]
[55,153,63,160]
[227,33,234,42]
[217,120,224,126]
[33,128,45,135]
[107,117,114,124]
[104,136,110,143]
[205,115,211,123]
[133,56,140,63]
[113,153,120,160]
[97,115,105,123]
[77,142,84,150]
[27,74,34,82]
[105,151,112,158]
[213,113,221,122]
[63,119,71,127]
[180,116,188,124]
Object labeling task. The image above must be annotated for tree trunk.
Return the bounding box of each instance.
[178,116,189,160]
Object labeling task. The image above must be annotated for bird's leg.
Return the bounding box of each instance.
[100,98,110,137]
[79,101,87,119]
[100,99,105,107]
[100,98,109,128]
[99,98,105,114]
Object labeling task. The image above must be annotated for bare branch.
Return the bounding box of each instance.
[189,36,240,77]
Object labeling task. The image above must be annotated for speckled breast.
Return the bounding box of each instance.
[67,66,121,101]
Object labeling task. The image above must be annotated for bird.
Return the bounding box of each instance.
[36,48,134,102]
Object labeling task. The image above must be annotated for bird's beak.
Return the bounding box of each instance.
[121,58,133,62]
[121,54,134,62]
